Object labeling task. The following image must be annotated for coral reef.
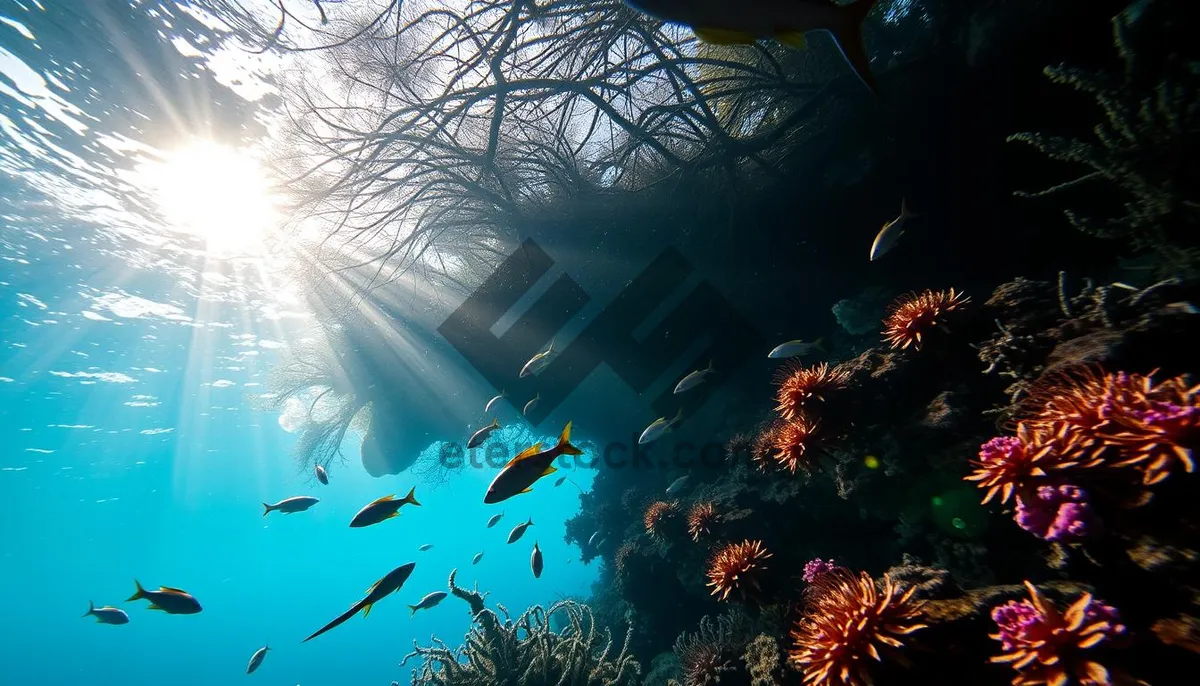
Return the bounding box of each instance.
[1008,0,1200,274]
[403,570,639,686]
[672,612,750,686]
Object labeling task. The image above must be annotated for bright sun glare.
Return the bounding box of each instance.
[142,141,280,257]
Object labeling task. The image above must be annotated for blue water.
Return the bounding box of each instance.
[0,265,598,684]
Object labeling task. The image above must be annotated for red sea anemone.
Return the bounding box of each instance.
[687,502,718,542]
[789,569,927,686]
[644,500,679,538]
[964,422,1087,505]
[989,581,1126,686]
[882,288,970,350]
[706,539,772,601]
[774,362,851,421]
[771,415,821,474]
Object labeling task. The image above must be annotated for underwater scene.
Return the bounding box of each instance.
[1,0,1198,684]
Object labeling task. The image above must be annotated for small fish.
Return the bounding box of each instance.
[587,531,601,547]
[623,0,881,92]
[767,338,825,359]
[467,418,501,449]
[315,464,329,485]
[303,562,416,642]
[665,475,689,495]
[472,552,484,565]
[485,422,583,503]
[486,511,504,528]
[507,517,535,544]
[246,645,270,674]
[1165,301,1199,315]
[870,199,917,261]
[408,591,448,615]
[554,476,566,487]
[673,360,715,394]
[350,488,421,528]
[418,544,433,552]
[519,341,554,378]
[531,541,544,578]
[484,390,506,414]
[523,394,540,415]
[638,409,683,445]
[82,601,129,625]
[126,580,202,614]
[262,496,320,517]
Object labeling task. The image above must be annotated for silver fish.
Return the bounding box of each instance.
[523,394,540,415]
[315,464,329,485]
[408,591,448,615]
[767,338,824,359]
[487,511,504,528]
[519,341,554,378]
[418,544,433,551]
[467,418,501,449]
[246,646,270,674]
[531,541,544,578]
[507,518,534,544]
[673,360,715,394]
[472,552,484,564]
[870,199,917,261]
[262,496,319,517]
[484,391,506,414]
[83,601,129,625]
[665,475,689,495]
[638,409,683,445]
[587,531,601,547]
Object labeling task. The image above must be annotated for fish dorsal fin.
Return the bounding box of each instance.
[775,30,808,49]
[371,495,396,505]
[158,586,188,595]
[505,443,543,467]
[693,27,757,45]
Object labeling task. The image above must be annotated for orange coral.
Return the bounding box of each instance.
[687,502,718,542]
[706,540,772,601]
[882,288,970,350]
[644,500,679,537]
[751,422,782,472]
[771,415,821,474]
[964,421,1088,505]
[990,581,1126,686]
[774,362,851,421]
[789,570,927,686]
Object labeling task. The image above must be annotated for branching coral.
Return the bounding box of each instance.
[706,540,772,602]
[687,502,718,543]
[403,569,639,686]
[788,569,927,686]
[743,633,784,686]
[673,612,750,686]
[1007,0,1200,272]
[882,289,970,350]
[989,581,1127,686]
[774,363,851,421]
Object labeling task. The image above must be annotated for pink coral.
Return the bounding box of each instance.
[1014,484,1095,542]
[802,558,840,584]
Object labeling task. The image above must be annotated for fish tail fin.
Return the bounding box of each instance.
[706,359,716,374]
[491,418,500,428]
[673,408,684,425]
[834,0,879,94]
[408,605,419,616]
[901,197,918,218]
[83,601,94,618]
[528,517,535,526]
[262,502,273,518]
[404,487,421,507]
[127,580,144,602]
[557,421,583,456]
[813,337,826,352]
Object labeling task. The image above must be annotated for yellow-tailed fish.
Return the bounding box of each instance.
[767,338,825,359]
[484,422,582,503]
[519,341,554,378]
[484,390,506,414]
[638,409,683,445]
[303,562,415,642]
[349,488,421,528]
[673,360,715,394]
[126,580,202,614]
[870,198,917,261]
[467,418,500,449]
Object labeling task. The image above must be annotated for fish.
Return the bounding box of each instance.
[262,496,320,517]
[472,552,484,565]
[315,464,329,485]
[519,341,554,378]
[587,531,601,547]
[408,591,448,615]
[484,422,583,504]
[531,541,544,578]
[303,562,416,642]
[487,511,504,528]
[467,418,501,449]
[126,580,202,614]
[246,646,270,674]
[870,199,917,261]
[1165,301,1199,315]
[673,360,715,394]
[485,390,506,414]
[507,517,535,544]
[418,544,433,551]
[623,0,881,92]
[665,475,689,495]
[349,488,421,528]
[523,394,540,415]
[767,338,825,359]
[554,476,566,487]
[82,601,129,625]
[638,409,683,445]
